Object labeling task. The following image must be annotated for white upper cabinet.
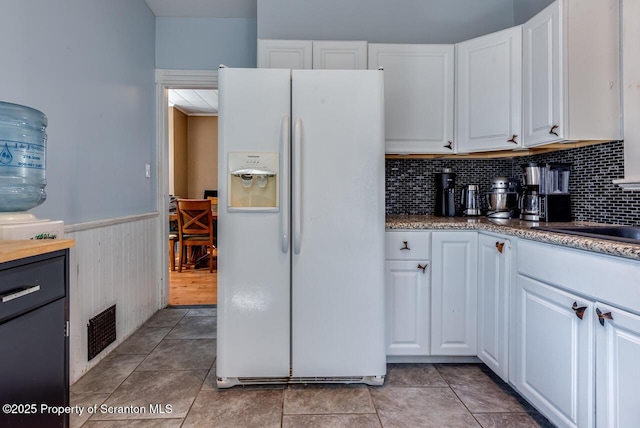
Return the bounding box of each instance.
[522,0,620,147]
[368,44,455,154]
[312,41,367,70]
[258,40,367,70]
[456,26,522,153]
[614,0,640,189]
[257,39,313,69]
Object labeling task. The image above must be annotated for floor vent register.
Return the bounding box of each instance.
[87,304,116,360]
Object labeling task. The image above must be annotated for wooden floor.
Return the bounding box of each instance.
[169,265,217,306]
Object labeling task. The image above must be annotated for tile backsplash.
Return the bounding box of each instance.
[386,140,640,226]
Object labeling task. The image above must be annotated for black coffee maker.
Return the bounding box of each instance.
[435,168,456,216]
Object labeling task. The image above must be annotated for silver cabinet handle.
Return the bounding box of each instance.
[0,285,41,303]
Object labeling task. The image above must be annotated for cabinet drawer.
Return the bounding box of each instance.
[0,256,65,323]
[517,239,640,315]
[385,231,431,260]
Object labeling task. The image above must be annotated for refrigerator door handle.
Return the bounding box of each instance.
[281,115,290,254]
[293,117,302,254]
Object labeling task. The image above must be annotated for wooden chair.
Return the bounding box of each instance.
[169,233,178,271]
[176,199,216,273]
[207,196,218,246]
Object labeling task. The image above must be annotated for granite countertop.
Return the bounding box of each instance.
[386,215,640,261]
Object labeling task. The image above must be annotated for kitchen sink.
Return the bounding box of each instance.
[532,225,640,244]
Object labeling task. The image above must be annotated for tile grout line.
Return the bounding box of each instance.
[76,310,191,427]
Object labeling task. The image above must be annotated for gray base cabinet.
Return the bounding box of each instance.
[0,250,69,428]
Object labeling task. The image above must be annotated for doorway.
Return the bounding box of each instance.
[155,70,219,307]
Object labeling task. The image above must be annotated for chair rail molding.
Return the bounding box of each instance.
[155,69,219,305]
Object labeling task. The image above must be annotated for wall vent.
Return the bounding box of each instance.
[87,304,116,360]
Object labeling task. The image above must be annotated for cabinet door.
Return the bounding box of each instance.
[513,274,594,428]
[522,1,563,147]
[0,299,67,427]
[257,39,313,69]
[595,302,640,428]
[456,26,522,153]
[312,41,367,70]
[368,44,454,154]
[477,234,510,381]
[384,260,431,356]
[431,231,478,355]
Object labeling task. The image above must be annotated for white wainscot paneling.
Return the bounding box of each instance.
[66,213,162,383]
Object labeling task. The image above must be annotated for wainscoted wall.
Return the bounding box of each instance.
[65,214,163,383]
[386,141,640,226]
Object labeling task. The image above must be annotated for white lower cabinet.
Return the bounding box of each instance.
[595,302,640,428]
[513,273,594,428]
[385,230,478,358]
[431,231,478,355]
[384,230,640,425]
[384,260,430,356]
[514,239,640,428]
[384,231,431,356]
[477,233,511,381]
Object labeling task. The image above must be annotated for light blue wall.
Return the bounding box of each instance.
[257,0,517,43]
[513,0,554,25]
[0,0,156,225]
[156,18,257,69]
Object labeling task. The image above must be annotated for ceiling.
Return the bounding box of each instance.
[144,0,256,18]
[168,89,219,115]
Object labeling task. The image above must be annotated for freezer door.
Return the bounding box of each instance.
[217,67,292,378]
[291,69,386,378]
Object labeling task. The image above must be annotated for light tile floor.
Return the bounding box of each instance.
[71,308,553,428]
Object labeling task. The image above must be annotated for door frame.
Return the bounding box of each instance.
[155,69,219,306]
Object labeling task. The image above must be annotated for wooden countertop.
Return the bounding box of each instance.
[0,239,75,264]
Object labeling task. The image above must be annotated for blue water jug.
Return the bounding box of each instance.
[0,101,47,212]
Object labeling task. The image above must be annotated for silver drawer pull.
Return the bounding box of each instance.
[0,285,41,303]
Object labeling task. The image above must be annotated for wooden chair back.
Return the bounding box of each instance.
[175,199,216,272]
[176,199,214,238]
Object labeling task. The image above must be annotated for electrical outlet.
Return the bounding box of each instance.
[145,164,151,178]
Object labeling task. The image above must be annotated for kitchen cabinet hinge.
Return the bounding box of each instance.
[64,320,70,337]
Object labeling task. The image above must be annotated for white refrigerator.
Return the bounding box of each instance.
[216,67,386,388]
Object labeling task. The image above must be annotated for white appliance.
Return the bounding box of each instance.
[216,67,386,388]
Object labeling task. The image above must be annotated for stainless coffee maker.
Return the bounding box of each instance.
[520,163,541,221]
[520,163,572,222]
